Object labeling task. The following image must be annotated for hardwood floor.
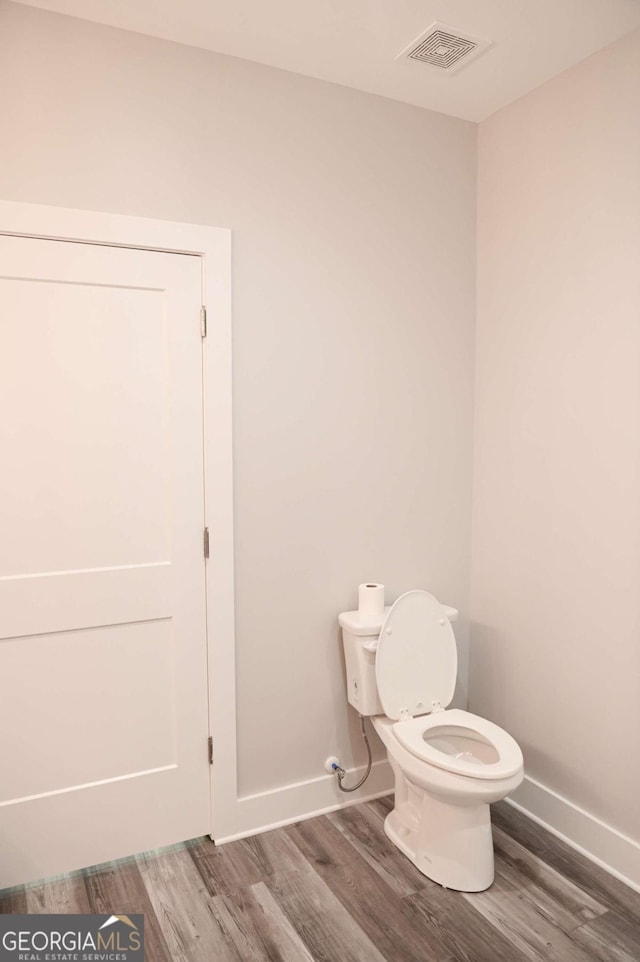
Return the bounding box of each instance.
[2,797,639,961]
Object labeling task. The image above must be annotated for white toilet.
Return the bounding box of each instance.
[338,589,523,892]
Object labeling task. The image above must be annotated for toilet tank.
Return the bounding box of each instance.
[338,608,388,716]
[338,602,460,717]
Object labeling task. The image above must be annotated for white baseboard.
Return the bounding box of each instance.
[508,775,640,894]
[215,759,394,845]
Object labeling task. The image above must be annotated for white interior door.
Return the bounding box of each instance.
[0,234,210,888]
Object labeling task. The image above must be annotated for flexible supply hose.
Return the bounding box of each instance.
[332,715,372,792]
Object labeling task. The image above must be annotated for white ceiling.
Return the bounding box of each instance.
[12,0,640,121]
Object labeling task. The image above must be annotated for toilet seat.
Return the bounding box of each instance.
[392,708,523,780]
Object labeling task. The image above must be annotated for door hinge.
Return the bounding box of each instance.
[208,735,213,765]
[200,306,207,338]
[203,527,210,559]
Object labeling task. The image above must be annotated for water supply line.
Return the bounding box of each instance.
[332,715,373,792]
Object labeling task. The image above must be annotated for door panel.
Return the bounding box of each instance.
[0,281,169,575]
[1,620,176,802]
[0,235,209,888]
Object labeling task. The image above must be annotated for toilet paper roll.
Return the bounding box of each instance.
[358,583,385,619]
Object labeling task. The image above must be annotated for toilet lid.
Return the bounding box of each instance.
[376,590,457,721]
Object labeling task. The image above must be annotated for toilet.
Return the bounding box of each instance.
[338,589,523,892]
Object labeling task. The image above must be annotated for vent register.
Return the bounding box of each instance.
[397,22,491,73]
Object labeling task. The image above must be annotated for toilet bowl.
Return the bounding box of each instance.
[339,589,523,892]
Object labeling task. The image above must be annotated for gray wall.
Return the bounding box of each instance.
[0,2,477,799]
[474,29,640,840]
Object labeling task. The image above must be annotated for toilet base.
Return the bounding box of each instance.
[384,764,495,892]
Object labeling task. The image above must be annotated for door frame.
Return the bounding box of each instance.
[0,200,236,841]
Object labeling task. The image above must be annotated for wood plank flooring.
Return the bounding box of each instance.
[2,797,639,961]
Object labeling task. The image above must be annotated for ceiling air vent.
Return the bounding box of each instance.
[396,22,491,73]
